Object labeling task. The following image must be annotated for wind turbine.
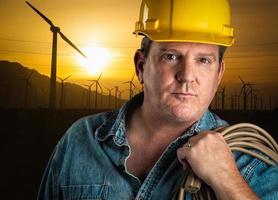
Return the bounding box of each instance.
[118,91,122,107]
[248,88,258,110]
[123,73,136,100]
[105,87,115,109]
[230,95,234,110]
[99,85,104,110]
[25,1,86,109]
[239,76,253,111]
[119,89,129,106]
[231,90,240,111]
[252,89,259,110]
[88,73,103,109]
[82,89,87,108]
[83,82,95,109]
[261,96,265,110]
[269,96,277,110]
[57,75,71,109]
[114,86,119,108]
[18,71,33,108]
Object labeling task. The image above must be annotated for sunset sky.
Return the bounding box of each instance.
[0,0,277,99]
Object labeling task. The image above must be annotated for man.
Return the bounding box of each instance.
[38,0,278,199]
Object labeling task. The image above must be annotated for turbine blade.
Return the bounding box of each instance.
[58,31,86,58]
[25,1,54,27]
[97,83,102,88]
[104,87,113,91]
[238,76,245,84]
[98,83,103,92]
[239,86,244,96]
[64,75,72,81]
[97,72,103,81]
[90,82,96,87]
[122,81,129,84]
[57,76,62,81]
[131,73,135,81]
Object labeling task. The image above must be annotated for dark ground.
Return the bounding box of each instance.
[0,109,277,199]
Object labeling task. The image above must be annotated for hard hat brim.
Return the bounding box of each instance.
[134,31,234,47]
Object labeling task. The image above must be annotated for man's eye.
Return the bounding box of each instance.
[162,53,178,61]
[199,57,211,64]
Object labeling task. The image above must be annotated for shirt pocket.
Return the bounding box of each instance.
[61,184,109,200]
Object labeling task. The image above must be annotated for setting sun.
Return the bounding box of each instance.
[77,47,110,74]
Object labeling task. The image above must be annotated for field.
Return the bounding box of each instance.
[0,109,277,199]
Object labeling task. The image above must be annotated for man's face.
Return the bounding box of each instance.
[136,42,225,124]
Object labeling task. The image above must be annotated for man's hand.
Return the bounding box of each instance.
[176,131,260,200]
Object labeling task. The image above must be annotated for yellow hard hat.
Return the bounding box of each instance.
[134,0,234,46]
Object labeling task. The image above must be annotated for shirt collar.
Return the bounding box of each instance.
[95,92,144,145]
[181,110,222,138]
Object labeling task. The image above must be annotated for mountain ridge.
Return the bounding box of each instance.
[0,60,124,109]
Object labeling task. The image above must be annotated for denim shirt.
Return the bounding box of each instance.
[38,93,278,200]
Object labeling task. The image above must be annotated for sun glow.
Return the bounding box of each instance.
[77,47,110,74]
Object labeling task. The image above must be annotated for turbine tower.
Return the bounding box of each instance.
[83,82,95,109]
[119,89,129,106]
[25,1,86,109]
[252,89,259,110]
[123,73,136,100]
[239,76,253,111]
[232,90,240,111]
[114,86,119,108]
[230,95,234,110]
[105,87,115,109]
[88,73,103,109]
[19,71,33,108]
[269,96,277,110]
[248,88,258,110]
[57,75,71,109]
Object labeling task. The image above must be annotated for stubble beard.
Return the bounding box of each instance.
[159,94,198,125]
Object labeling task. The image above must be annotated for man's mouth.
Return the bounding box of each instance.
[172,92,197,97]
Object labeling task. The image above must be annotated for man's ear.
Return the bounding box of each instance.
[217,60,225,86]
[134,49,145,84]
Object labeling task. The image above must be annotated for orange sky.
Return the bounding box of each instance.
[0,0,278,99]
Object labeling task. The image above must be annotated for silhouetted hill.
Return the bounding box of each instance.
[0,60,125,108]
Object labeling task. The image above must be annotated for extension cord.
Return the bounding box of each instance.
[173,123,278,200]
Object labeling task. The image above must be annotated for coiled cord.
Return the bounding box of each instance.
[173,123,278,200]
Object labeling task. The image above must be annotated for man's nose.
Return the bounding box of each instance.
[175,61,195,83]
